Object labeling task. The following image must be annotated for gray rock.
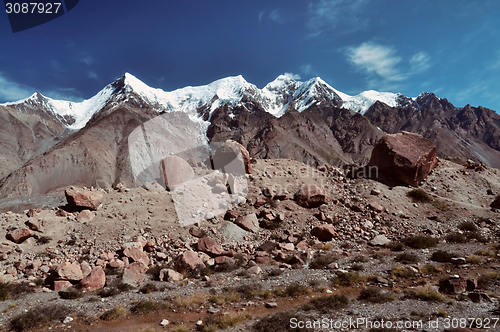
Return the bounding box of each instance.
[218,221,250,242]
[370,235,390,246]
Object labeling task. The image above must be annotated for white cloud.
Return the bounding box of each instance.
[259,9,285,24]
[81,55,94,66]
[43,87,83,102]
[283,72,301,80]
[300,64,313,76]
[88,71,98,80]
[346,42,405,82]
[308,0,369,35]
[410,52,431,73]
[0,73,35,102]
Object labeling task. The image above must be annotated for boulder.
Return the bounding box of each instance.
[123,247,150,266]
[79,266,106,291]
[367,131,438,186]
[439,277,477,294]
[161,155,194,191]
[76,210,96,223]
[370,235,390,246]
[212,140,251,174]
[178,251,205,271]
[294,185,328,208]
[196,237,230,257]
[491,196,500,209]
[235,213,259,233]
[6,228,32,243]
[65,188,103,211]
[53,280,73,291]
[56,262,83,281]
[122,262,148,287]
[311,225,338,241]
[25,219,43,232]
[27,208,42,218]
[218,221,250,242]
[159,268,183,282]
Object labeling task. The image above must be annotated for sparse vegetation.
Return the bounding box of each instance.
[459,221,478,232]
[309,253,338,269]
[385,241,405,252]
[477,272,500,289]
[139,283,158,294]
[99,305,128,321]
[402,235,437,249]
[332,272,365,287]
[446,232,467,243]
[199,313,252,332]
[130,300,161,314]
[431,250,457,263]
[301,294,349,313]
[358,287,394,303]
[36,236,52,244]
[420,264,443,274]
[390,265,416,278]
[0,282,33,301]
[254,311,313,332]
[9,304,72,332]
[406,188,433,203]
[404,285,444,302]
[58,288,83,300]
[395,252,419,264]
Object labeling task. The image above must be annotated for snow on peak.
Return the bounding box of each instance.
[340,90,401,114]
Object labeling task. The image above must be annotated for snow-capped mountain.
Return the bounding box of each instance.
[1,73,416,129]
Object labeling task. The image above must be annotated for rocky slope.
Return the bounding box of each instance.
[0,73,500,199]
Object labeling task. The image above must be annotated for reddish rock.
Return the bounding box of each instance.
[311,225,338,241]
[161,155,194,191]
[212,140,251,174]
[178,251,205,271]
[215,256,236,265]
[368,201,385,213]
[294,184,328,208]
[255,256,272,265]
[123,247,150,266]
[367,131,438,186]
[65,188,103,211]
[197,237,231,257]
[76,210,96,223]
[122,262,148,287]
[254,198,266,208]
[491,196,500,209]
[27,208,41,218]
[56,262,83,281]
[189,227,204,238]
[159,268,183,282]
[235,213,259,233]
[224,210,240,220]
[108,259,125,270]
[439,277,477,294]
[6,228,32,244]
[25,219,43,232]
[53,280,73,291]
[80,261,92,278]
[55,209,69,217]
[80,266,106,291]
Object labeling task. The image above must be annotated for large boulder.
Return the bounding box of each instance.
[367,132,438,186]
[294,184,328,208]
[160,155,194,191]
[65,188,103,211]
[79,266,106,291]
[123,247,150,266]
[212,140,251,174]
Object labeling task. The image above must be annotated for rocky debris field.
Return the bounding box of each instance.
[0,157,499,331]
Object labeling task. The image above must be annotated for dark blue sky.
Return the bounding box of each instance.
[1,0,500,111]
